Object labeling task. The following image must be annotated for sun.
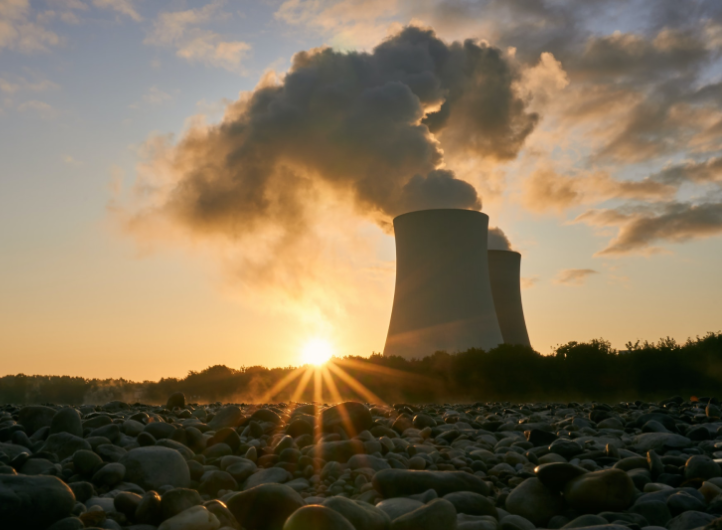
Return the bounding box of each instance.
[301,338,334,366]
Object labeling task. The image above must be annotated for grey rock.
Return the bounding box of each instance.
[166,392,186,409]
[157,505,220,530]
[0,443,31,460]
[20,457,58,475]
[444,491,498,517]
[18,405,56,435]
[684,455,721,480]
[667,492,706,516]
[630,500,671,526]
[226,483,305,530]
[506,477,563,526]
[666,511,715,530]
[390,498,457,530]
[121,447,191,491]
[208,406,244,431]
[283,505,355,530]
[50,408,83,437]
[373,469,490,497]
[47,517,85,530]
[632,433,692,452]
[73,449,103,475]
[92,463,125,489]
[243,467,291,489]
[563,515,608,528]
[323,496,391,530]
[68,481,95,503]
[347,454,391,472]
[564,468,635,513]
[160,488,203,520]
[375,498,424,521]
[42,433,92,460]
[535,462,587,491]
[499,514,535,530]
[143,422,176,440]
[321,402,373,436]
[0,474,76,529]
[199,470,237,496]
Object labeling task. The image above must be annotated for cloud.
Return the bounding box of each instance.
[554,268,598,286]
[522,167,675,213]
[577,201,722,256]
[0,0,61,53]
[651,157,722,186]
[0,75,59,94]
[488,226,512,250]
[17,99,56,117]
[520,276,540,289]
[269,0,722,256]
[145,1,250,73]
[275,0,401,48]
[119,26,535,305]
[92,0,141,22]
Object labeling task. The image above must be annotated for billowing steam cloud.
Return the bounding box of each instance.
[126,26,535,251]
[488,227,512,251]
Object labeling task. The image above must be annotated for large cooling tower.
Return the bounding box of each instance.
[383,209,503,359]
[488,250,531,347]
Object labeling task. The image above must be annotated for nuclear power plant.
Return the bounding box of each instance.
[383,209,531,359]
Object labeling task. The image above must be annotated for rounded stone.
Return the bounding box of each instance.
[534,462,587,491]
[444,491,498,517]
[166,392,186,409]
[389,499,457,530]
[684,455,721,481]
[160,488,203,520]
[92,462,125,489]
[158,505,220,530]
[563,468,635,513]
[135,491,163,525]
[17,406,57,435]
[226,483,305,530]
[50,408,83,437]
[372,469,490,497]
[121,447,191,491]
[506,477,563,526]
[322,496,391,530]
[283,505,355,530]
[321,402,373,436]
[208,406,244,431]
[0,474,76,529]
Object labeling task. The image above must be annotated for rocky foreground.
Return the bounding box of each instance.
[3,397,722,530]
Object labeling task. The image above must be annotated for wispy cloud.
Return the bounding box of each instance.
[554,269,598,286]
[128,86,176,109]
[17,99,56,118]
[576,201,722,256]
[92,0,141,22]
[521,276,540,289]
[0,75,59,94]
[145,1,250,73]
[0,0,61,53]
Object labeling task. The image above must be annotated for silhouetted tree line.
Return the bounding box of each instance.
[2,332,721,405]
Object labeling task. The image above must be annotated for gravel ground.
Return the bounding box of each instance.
[2,396,722,530]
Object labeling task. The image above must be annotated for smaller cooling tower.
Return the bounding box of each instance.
[488,250,531,347]
[383,209,503,359]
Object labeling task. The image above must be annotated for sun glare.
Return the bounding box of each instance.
[301,338,334,366]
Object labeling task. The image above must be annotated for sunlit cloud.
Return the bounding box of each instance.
[553,268,598,286]
[144,1,250,73]
[0,0,61,53]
